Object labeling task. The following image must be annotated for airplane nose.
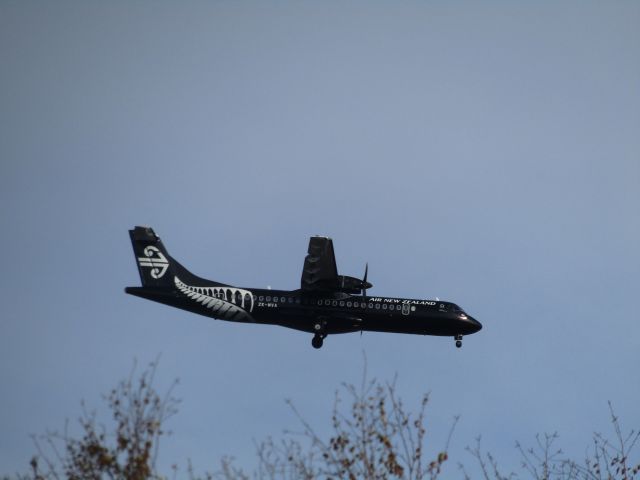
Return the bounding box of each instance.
[468,316,482,333]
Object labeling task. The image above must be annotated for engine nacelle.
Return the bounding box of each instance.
[337,275,373,294]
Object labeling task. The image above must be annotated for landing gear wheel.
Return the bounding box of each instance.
[455,334,463,348]
[455,340,462,348]
[312,334,324,349]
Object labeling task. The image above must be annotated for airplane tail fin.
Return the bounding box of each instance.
[129,226,178,288]
[128,225,228,291]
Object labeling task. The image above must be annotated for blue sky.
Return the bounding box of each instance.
[1,1,638,476]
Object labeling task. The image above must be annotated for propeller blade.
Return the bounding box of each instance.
[362,263,368,298]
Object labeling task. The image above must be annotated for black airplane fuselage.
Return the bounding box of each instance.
[125,227,482,348]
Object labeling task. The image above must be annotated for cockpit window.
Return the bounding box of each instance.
[451,304,465,313]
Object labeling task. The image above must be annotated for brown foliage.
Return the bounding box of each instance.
[28,360,178,480]
[212,371,457,480]
[18,362,638,480]
[461,402,640,480]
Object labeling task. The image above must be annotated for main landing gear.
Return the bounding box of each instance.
[455,334,463,348]
[312,322,327,349]
[312,334,325,349]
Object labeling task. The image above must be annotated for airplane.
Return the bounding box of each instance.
[125,226,482,349]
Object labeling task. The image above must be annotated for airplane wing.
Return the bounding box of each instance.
[301,236,338,291]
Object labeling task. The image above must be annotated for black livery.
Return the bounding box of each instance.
[125,226,482,349]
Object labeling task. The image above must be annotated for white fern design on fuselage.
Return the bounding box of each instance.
[174,277,254,322]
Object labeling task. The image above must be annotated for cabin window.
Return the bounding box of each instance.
[402,304,410,315]
[266,296,271,301]
[280,297,285,302]
[347,302,352,307]
[368,303,373,309]
[339,301,345,307]
[353,302,359,308]
[411,306,416,312]
[259,296,264,301]
[375,304,380,309]
[332,300,337,307]
[295,298,300,304]
[382,304,388,310]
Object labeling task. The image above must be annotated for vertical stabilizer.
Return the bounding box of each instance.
[128,226,227,290]
[129,226,176,288]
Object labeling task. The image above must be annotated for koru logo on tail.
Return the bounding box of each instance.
[137,246,169,279]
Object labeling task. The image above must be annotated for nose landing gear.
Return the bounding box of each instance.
[455,334,463,348]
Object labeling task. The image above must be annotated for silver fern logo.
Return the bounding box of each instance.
[137,246,169,279]
[174,277,255,321]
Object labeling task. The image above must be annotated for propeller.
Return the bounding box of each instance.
[361,263,371,298]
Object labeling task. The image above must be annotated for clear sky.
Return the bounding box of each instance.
[1,1,638,476]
